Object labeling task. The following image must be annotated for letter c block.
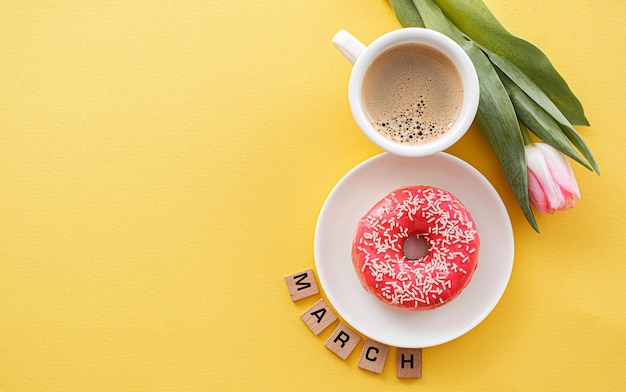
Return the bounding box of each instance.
[358,340,390,374]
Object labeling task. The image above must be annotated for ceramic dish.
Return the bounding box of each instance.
[314,152,514,348]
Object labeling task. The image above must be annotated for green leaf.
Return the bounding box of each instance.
[499,71,593,170]
[470,48,539,232]
[484,50,573,132]
[412,0,539,231]
[411,0,460,42]
[431,0,589,126]
[484,50,599,173]
[389,0,425,28]
[559,124,600,175]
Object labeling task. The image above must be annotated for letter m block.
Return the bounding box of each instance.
[284,269,319,301]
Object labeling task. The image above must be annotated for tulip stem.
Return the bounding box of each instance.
[520,123,533,145]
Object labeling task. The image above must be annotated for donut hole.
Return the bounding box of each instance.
[403,234,429,260]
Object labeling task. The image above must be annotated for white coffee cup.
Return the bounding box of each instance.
[332,28,479,157]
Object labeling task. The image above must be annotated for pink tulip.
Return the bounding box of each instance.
[525,143,581,214]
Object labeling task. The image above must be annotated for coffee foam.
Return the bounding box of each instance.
[362,44,463,145]
[372,95,459,144]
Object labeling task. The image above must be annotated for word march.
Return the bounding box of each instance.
[284,268,422,378]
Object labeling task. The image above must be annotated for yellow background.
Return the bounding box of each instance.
[1,1,624,390]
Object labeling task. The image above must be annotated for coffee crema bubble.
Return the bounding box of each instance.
[362,43,464,145]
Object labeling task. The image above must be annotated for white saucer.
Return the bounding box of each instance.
[314,152,514,348]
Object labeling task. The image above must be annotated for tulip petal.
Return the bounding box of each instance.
[526,145,565,212]
[536,143,581,200]
[527,169,550,213]
[525,143,582,213]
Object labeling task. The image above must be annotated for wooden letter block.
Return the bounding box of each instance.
[284,269,319,301]
[324,322,361,360]
[301,298,337,335]
[358,340,390,374]
[396,347,422,379]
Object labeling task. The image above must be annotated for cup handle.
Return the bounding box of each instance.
[332,30,366,65]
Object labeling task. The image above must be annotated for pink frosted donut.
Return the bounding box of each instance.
[352,186,479,310]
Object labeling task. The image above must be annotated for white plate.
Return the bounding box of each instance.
[314,152,514,348]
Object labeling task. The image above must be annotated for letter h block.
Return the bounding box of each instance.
[396,347,422,378]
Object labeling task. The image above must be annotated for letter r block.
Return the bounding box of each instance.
[358,340,390,374]
[325,322,361,360]
[284,269,319,301]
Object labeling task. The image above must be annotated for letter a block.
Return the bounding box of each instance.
[284,269,319,301]
[301,298,338,335]
[396,347,422,378]
[358,340,390,374]
[325,322,361,360]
